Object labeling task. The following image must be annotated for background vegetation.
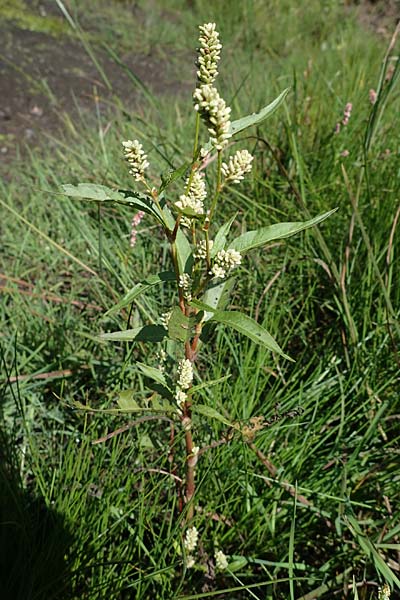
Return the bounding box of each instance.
[1,1,399,598]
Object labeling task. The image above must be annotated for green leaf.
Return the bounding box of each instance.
[136,362,167,386]
[228,209,337,253]
[167,306,191,342]
[194,404,235,428]
[159,161,191,193]
[191,302,292,360]
[200,277,235,322]
[100,325,167,343]
[116,389,175,413]
[60,183,165,224]
[211,215,237,258]
[190,374,231,393]
[162,205,192,273]
[117,389,141,411]
[61,183,125,202]
[104,271,175,316]
[167,306,203,342]
[230,88,290,136]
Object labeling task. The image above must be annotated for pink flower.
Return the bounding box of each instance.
[342,102,352,126]
[129,211,145,248]
[340,150,349,157]
[369,89,377,105]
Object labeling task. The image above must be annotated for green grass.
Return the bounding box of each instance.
[1,1,400,599]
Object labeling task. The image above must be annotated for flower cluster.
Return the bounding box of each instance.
[177,358,194,390]
[160,310,172,329]
[129,210,144,248]
[211,248,242,279]
[175,172,206,216]
[184,526,199,568]
[342,102,352,126]
[122,140,149,181]
[175,389,187,410]
[197,22,222,84]
[378,584,391,600]
[193,85,232,151]
[178,273,193,301]
[194,239,213,260]
[334,102,353,135]
[215,549,228,570]
[369,88,377,105]
[222,149,254,184]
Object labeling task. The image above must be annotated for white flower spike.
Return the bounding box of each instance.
[122,140,149,181]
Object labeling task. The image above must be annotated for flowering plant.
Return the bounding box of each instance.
[61,22,335,570]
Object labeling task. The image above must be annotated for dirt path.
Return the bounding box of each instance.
[0,1,187,167]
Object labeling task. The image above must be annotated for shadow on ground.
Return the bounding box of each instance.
[0,424,73,600]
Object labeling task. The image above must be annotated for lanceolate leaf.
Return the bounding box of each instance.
[159,161,191,193]
[230,88,290,136]
[211,215,237,258]
[201,278,235,322]
[60,183,164,224]
[228,209,337,254]
[105,271,175,316]
[190,374,231,393]
[191,300,292,360]
[61,183,126,202]
[194,404,235,428]
[136,362,167,386]
[100,325,167,343]
[212,311,292,360]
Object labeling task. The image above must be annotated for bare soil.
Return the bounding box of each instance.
[0,1,187,167]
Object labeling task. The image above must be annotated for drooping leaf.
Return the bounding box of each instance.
[211,215,237,258]
[100,325,167,343]
[194,404,235,428]
[104,271,176,316]
[135,362,167,386]
[230,88,290,136]
[228,209,337,254]
[159,161,191,192]
[191,301,292,360]
[61,183,126,202]
[60,183,164,224]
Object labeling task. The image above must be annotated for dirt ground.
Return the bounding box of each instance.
[0,0,188,167]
